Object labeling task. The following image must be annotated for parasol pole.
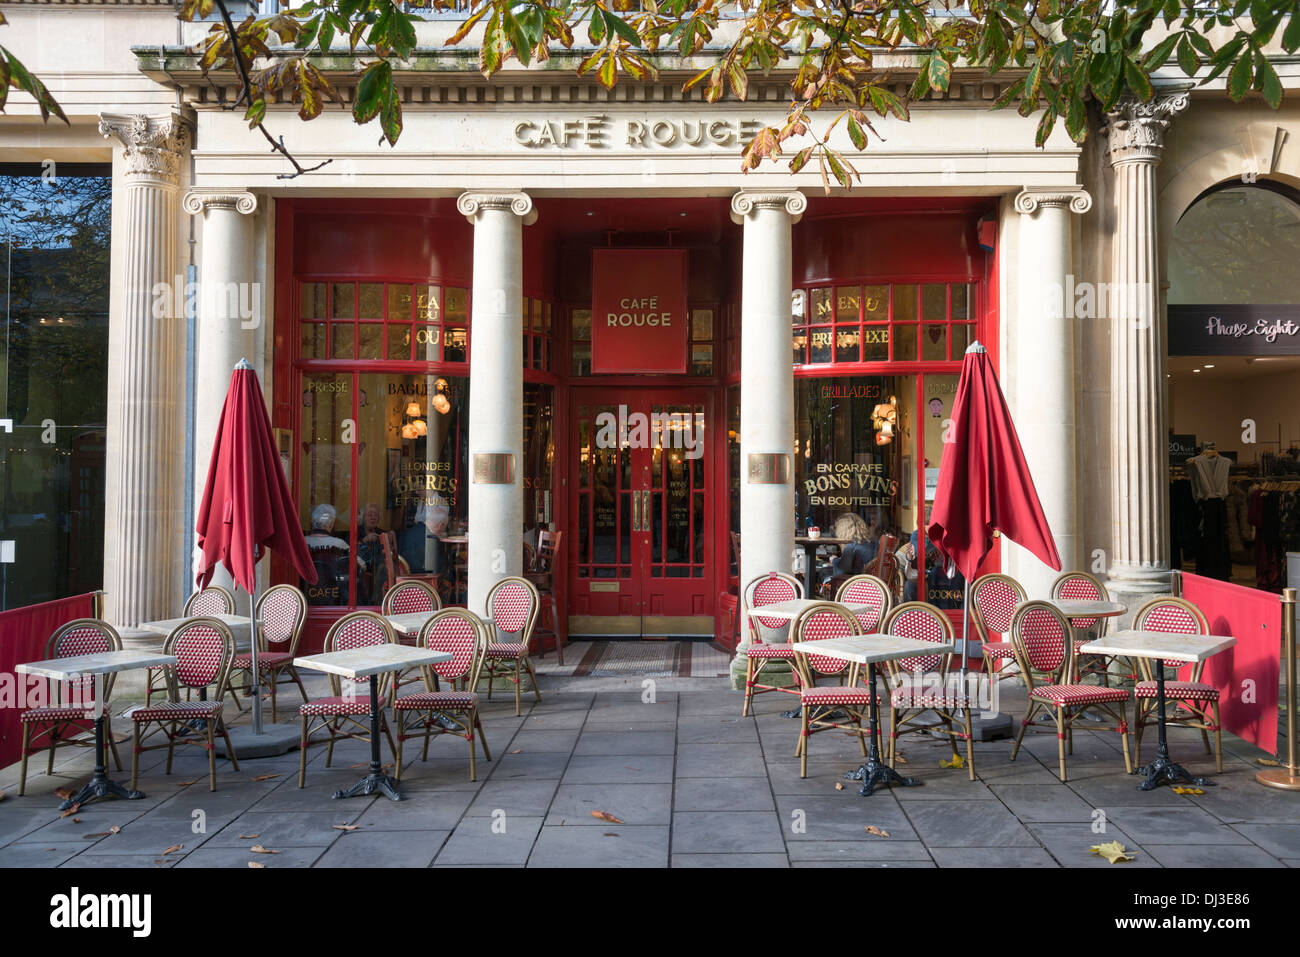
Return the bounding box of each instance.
[236,357,264,736]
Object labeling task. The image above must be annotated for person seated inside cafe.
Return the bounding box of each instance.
[356,502,388,604]
[304,503,356,605]
[399,499,450,577]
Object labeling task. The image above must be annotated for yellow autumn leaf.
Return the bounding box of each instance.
[1172,786,1204,796]
[1089,841,1136,863]
[940,755,965,770]
[1258,758,1281,767]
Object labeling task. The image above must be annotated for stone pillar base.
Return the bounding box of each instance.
[1106,568,1175,629]
[727,652,797,693]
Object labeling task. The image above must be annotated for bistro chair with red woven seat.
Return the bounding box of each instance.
[227,584,309,722]
[1009,601,1133,782]
[18,620,123,796]
[146,585,235,707]
[525,529,565,665]
[481,576,541,716]
[970,573,1027,686]
[1051,570,1120,685]
[381,579,441,693]
[788,603,872,778]
[835,574,893,635]
[883,602,975,779]
[298,612,399,788]
[130,618,240,792]
[1131,596,1222,772]
[393,608,492,781]
[739,572,804,717]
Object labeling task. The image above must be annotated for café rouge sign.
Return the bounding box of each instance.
[591,249,689,374]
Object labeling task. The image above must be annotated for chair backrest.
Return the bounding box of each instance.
[380,530,399,594]
[45,619,122,706]
[789,602,860,681]
[382,579,440,616]
[537,529,562,573]
[255,584,307,654]
[164,617,235,696]
[185,586,235,618]
[835,574,892,634]
[1010,601,1073,688]
[1134,596,1210,682]
[1050,571,1109,630]
[418,608,487,688]
[970,573,1027,641]
[883,602,954,680]
[324,611,397,696]
[743,572,803,644]
[523,541,538,573]
[485,577,540,647]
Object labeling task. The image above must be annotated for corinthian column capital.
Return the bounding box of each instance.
[457,191,537,225]
[99,111,191,186]
[183,189,258,216]
[1014,186,1093,215]
[1106,89,1191,165]
[730,190,807,224]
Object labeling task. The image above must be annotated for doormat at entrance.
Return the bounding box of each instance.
[567,640,731,678]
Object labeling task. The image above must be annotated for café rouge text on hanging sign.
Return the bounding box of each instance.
[591,248,689,374]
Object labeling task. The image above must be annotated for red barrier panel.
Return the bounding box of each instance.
[0,593,98,770]
[1179,573,1279,752]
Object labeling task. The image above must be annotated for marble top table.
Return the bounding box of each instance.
[294,644,452,801]
[384,611,440,639]
[749,599,875,621]
[17,650,177,810]
[1082,629,1236,791]
[1048,599,1127,620]
[138,614,258,653]
[790,633,955,797]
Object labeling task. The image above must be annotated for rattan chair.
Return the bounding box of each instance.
[526,529,565,665]
[481,576,542,716]
[788,602,873,778]
[834,574,893,635]
[1131,597,1222,772]
[739,572,804,717]
[382,579,442,693]
[970,573,1027,686]
[883,602,974,780]
[1009,601,1133,782]
[146,585,235,706]
[393,608,492,781]
[18,619,124,796]
[1051,570,1120,684]
[130,617,240,792]
[298,612,398,788]
[227,584,309,722]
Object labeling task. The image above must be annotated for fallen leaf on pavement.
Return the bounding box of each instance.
[1172,786,1204,795]
[161,844,183,855]
[865,825,890,837]
[511,749,523,754]
[72,817,82,823]
[176,780,198,787]
[250,774,281,782]
[894,753,908,765]
[59,804,81,818]
[54,787,74,800]
[603,832,619,837]
[940,755,965,770]
[250,844,279,854]
[1258,758,1281,767]
[110,825,121,835]
[1089,841,1136,863]
[248,861,265,868]
[332,824,359,832]
[239,834,259,840]
[834,782,844,791]
[591,810,624,823]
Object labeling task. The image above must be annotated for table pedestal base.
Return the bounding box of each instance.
[60,776,144,810]
[1136,756,1213,791]
[334,772,403,801]
[844,759,920,797]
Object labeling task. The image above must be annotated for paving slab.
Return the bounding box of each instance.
[1104,805,1255,846]
[434,815,543,866]
[903,800,1038,847]
[1231,824,1300,859]
[674,776,775,813]
[784,839,932,863]
[672,853,789,867]
[529,825,669,867]
[574,730,677,755]
[671,810,786,854]
[561,754,675,785]
[465,779,560,818]
[545,783,672,826]
[990,784,1097,823]
[315,829,448,867]
[929,846,1060,867]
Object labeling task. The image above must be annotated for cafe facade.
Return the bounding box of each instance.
[4,4,1300,676]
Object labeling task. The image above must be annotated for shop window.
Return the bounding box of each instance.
[571,308,592,375]
[792,281,975,366]
[690,307,715,375]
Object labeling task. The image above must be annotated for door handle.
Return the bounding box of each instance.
[631,488,642,532]
[641,490,652,533]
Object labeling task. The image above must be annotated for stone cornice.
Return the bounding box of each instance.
[1105,89,1191,165]
[182,189,258,215]
[457,191,537,225]
[1014,186,1092,215]
[730,190,806,224]
[99,111,191,185]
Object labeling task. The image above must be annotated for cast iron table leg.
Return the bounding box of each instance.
[1136,657,1213,790]
[334,674,402,801]
[59,674,144,810]
[844,661,922,796]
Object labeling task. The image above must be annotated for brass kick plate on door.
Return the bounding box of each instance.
[590,582,620,592]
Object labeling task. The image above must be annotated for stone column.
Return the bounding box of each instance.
[183,189,260,603]
[729,189,804,687]
[1106,91,1189,605]
[99,112,191,627]
[458,191,536,617]
[1011,187,1092,598]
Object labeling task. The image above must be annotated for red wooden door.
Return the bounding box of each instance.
[568,387,713,637]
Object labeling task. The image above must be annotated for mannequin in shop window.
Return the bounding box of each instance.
[1186,441,1233,580]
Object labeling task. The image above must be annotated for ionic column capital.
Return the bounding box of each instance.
[1105,89,1191,165]
[730,190,806,225]
[457,191,537,225]
[99,111,191,186]
[1014,186,1093,216]
[183,189,258,216]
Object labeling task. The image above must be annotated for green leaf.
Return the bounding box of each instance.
[1124,57,1154,101]
[1227,49,1253,100]
[380,81,402,145]
[1141,33,1180,70]
[1255,50,1282,108]
[927,53,952,93]
[789,145,814,174]
[352,60,390,124]
[1176,35,1199,76]
[244,97,266,129]
[1035,107,1058,147]
[846,114,867,150]
[1285,10,1300,53]
[1064,93,1087,143]
[598,50,617,90]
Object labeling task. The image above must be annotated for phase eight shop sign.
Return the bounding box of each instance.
[591,249,689,373]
